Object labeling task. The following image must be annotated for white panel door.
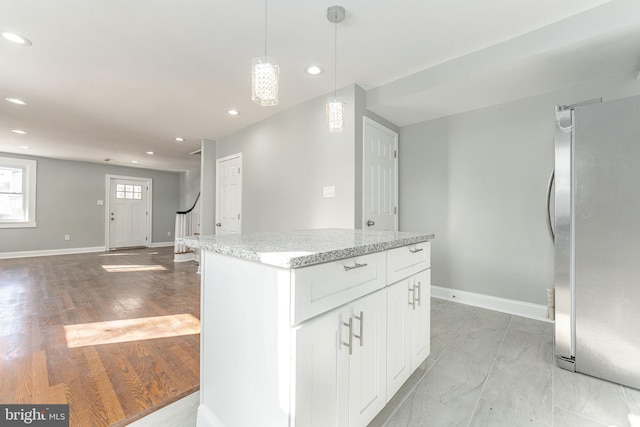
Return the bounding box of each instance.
[410,270,431,371]
[216,154,242,235]
[349,289,387,427]
[363,117,398,231]
[109,178,148,248]
[295,307,350,427]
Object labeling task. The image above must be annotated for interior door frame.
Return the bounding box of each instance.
[215,153,243,235]
[105,174,153,250]
[362,116,399,232]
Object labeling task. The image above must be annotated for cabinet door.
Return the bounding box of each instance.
[349,290,387,427]
[410,269,431,371]
[385,279,411,401]
[295,308,350,427]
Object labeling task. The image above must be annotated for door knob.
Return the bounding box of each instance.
[366,220,375,227]
[216,223,222,227]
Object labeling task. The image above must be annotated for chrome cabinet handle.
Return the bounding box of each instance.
[409,285,415,310]
[409,247,423,254]
[366,220,375,227]
[354,311,364,346]
[415,281,421,306]
[344,262,367,271]
[342,318,353,355]
[546,169,555,242]
[216,222,222,227]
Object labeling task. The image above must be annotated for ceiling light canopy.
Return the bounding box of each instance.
[5,97,27,105]
[227,109,240,116]
[175,137,184,142]
[2,31,32,46]
[11,129,27,135]
[251,0,279,106]
[146,151,155,155]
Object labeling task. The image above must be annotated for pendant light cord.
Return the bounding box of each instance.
[264,0,268,58]
[333,12,337,98]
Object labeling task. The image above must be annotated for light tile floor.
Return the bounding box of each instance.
[369,298,640,427]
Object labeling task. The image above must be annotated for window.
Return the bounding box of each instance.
[115,184,142,200]
[0,157,37,228]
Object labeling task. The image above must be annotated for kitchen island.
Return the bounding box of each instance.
[179,229,434,427]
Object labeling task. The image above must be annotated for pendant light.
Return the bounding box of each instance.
[252,0,279,106]
[326,5,345,132]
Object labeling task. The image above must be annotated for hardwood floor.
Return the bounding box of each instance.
[0,247,200,426]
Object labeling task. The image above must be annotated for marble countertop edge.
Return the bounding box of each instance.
[177,229,434,269]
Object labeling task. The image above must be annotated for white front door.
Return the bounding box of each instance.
[216,153,242,235]
[363,117,398,231]
[108,177,149,249]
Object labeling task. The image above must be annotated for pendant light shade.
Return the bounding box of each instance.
[251,0,279,106]
[326,97,344,132]
[327,5,345,132]
[251,56,279,106]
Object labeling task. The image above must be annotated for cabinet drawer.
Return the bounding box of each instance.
[386,242,430,284]
[291,251,386,325]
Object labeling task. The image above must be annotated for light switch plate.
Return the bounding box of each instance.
[323,186,336,198]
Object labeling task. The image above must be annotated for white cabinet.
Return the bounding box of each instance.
[196,238,431,427]
[386,246,431,401]
[294,289,387,427]
[409,270,431,370]
[348,290,387,426]
[294,306,350,427]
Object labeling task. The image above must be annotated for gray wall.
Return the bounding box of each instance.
[179,167,201,211]
[398,75,640,305]
[200,139,216,235]
[0,152,180,253]
[213,85,358,232]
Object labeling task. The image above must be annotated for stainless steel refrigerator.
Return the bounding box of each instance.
[552,95,640,389]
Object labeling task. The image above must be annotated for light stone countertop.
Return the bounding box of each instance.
[178,228,434,269]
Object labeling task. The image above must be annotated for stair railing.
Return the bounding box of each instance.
[174,193,200,257]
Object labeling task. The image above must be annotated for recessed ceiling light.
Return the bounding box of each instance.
[1,31,32,46]
[131,160,139,164]
[175,137,184,142]
[146,151,155,155]
[305,65,324,75]
[11,129,27,134]
[227,109,240,116]
[18,145,29,149]
[5,97,27,105]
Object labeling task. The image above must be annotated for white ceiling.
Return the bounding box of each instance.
[1,0,639,172]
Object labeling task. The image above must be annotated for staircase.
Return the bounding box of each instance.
[174,193,200,263]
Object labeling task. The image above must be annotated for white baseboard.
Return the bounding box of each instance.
[0,246,106,259]
[174,252,195,263]
[1,242,176,259]
[431,285,551,323]
[150,241,174,248]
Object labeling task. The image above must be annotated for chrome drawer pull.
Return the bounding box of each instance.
[409,247,423,254]
[354,311,364,346]
[344,262,367,271]
[415,281,421,306]
[342,318,353,355]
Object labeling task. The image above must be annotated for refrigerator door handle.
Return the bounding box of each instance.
[546,168,555,241]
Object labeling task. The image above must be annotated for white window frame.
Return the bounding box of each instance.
[0,156,37,228]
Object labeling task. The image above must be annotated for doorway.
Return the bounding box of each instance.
[105,175,152,249]
[215,153,242,235]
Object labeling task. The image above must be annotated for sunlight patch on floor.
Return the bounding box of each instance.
[64,314,200,348]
